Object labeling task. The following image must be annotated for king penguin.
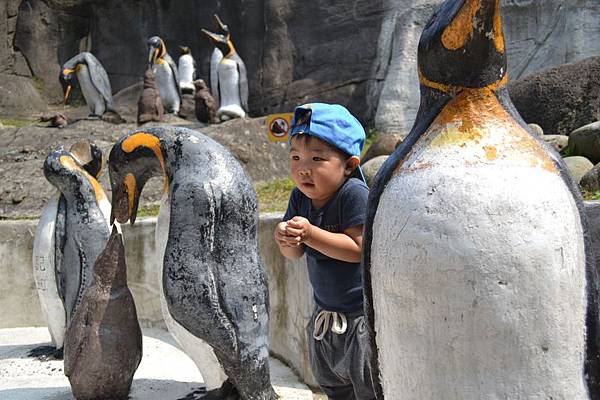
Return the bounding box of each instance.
[31,140,111,359]
[108,126,277,400]
[61,52,115,118]
[148,36,181,114]
[362,0,600,398]
[178,46,196,94]
[202,15,248,121]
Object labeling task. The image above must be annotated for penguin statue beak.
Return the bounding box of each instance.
[64,85,72,105]
[213,14,229,33]
[110,175,141,226]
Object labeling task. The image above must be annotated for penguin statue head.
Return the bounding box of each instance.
[69,139,104,179]
[60,64,80,105]
[418,0,506,93]
[201,29,232,56]
[44,148,105,204]
[108,131,166,225]
[147,36,167,69]
[179,46,191,56]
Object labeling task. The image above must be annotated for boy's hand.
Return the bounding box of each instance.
[285,216,313,243]
[274,221,301,247]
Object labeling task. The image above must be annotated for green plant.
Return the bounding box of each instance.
[362,128,380,159]
[32,76,45,93]
[136,204,161,218]
[582,189,600,201]
[255,178,295,213]
[0,118,35,128]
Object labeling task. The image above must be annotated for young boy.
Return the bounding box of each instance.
[274,103,376,399]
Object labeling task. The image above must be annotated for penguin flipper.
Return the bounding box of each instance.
[210,48,223,105]
[235,57,248,112]
[164,53,182,102]
[83,52,114,110]
[54,195,67,304]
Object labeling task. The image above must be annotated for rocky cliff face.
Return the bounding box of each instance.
[2,0,600,130]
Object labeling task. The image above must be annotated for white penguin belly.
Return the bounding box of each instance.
[178,55,195,92]
[154,63,180,113]
[77,65,105,116]
[371,92,587,399]
[33,195,65,349]
[155,194,227,389]
[217,59,245,119]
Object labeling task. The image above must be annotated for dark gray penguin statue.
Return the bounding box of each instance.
[108,126,277,400]
[64,226,142,400]
[31,140,112,360]
[362,0,600,398]
[60,52,115,118]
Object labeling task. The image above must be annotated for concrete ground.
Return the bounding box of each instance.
[0,327,320,400]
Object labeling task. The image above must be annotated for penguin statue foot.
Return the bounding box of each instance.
[200,379,240,400]
[86,114,101,120]
[27,345,63,360]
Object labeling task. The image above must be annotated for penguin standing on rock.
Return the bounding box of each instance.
[362,0,600,398]
[137,69,164,125]
[64,227,142,400]
[194,79,218,124]
[61,52,115,118]
[202,15,248,121]
[148,36,181,114]
[108,126,277,400]
[178,46,196,94]
[31,140,113,359]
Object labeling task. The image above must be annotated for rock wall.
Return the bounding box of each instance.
[2,0,600,129]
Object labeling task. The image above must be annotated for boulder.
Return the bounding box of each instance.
[508,57,600,136]
[581,164,600,193]
[0,73,46,117]
[362,155,388,187]
[362,133,405,164]
[568,121,600,164]
[563,156,594,184]
[540,135,568,153]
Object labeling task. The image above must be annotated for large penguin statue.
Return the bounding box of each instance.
[208,14,228,107]
[362,0,600,398]
[31,140,111,359]
[202,15,248,121]
[108,126,277,400]
[64,227,142,400]
[148,36,181,114]
[61,52,115,118]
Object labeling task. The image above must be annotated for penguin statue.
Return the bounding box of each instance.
[108,126,277,400]
[362,0,600,399]
[137,69,164,125]
[202,15,248,121]
[31,140,111,359]
[208,14,228,106]
[147,36,181,114]
[178,46,196,94]
[194,79,218,124]
[60,52,115,118]
[64,226,142,400]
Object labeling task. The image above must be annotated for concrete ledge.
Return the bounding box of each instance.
[0,213,317,387]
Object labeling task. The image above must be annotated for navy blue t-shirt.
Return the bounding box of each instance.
[283,177,369,313]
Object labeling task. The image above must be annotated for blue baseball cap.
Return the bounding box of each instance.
[289,103,365,159]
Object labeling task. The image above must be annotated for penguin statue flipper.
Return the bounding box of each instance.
[54,196,67,304]
[210,48,223,105]
[164,53,182,104]
[81,52,115,111]
[236,57,248,112]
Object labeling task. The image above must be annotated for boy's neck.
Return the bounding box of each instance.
[309,177,350,209]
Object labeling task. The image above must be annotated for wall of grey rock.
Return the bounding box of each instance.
[2,0,600,129]
[0,213,318,387]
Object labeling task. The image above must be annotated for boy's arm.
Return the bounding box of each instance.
[286,216,363,263]
[274,221,306,260]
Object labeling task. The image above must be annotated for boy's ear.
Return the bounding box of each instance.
[345,156,360,176]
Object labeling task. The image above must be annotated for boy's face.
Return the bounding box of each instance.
[290,135,357,207]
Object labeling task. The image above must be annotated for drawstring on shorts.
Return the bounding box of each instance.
[313,310,348,341]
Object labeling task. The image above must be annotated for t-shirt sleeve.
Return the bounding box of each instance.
[339,179,369,231]
[283,188,301,221]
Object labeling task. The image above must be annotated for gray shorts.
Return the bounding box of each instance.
[307,308,377,400]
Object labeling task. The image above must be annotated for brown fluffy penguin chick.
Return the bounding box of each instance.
[137,69,164,125]
[194,79,218,124]
[64,227,142,400]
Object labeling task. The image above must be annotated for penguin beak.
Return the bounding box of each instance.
[110,173,141,225]
[213,14,228,33]
[64,85,72,105]
[201,29,223,44]
[148,47,158,68]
